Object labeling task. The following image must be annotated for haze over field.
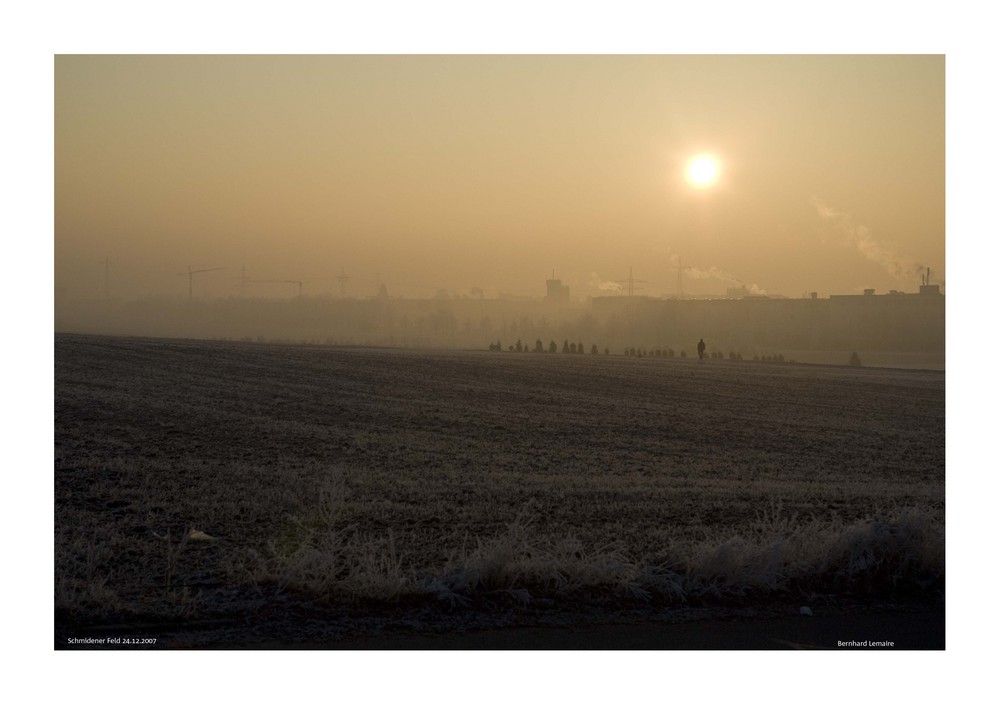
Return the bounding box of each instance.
[55,55,944,303]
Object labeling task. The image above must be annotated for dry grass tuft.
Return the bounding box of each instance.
[244,499,943,607]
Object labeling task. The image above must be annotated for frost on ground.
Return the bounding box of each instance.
[54,334,944,639]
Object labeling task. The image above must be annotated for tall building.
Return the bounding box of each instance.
[546,275,570,304]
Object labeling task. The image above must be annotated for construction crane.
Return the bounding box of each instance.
[178,266,226,299]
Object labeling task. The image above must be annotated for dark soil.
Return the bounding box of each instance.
[54,334,945,648]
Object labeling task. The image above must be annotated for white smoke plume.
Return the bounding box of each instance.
[810,197,924,283]
[681,264,767,295]
[589,272,622,293]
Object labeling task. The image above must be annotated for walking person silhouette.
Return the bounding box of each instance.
[697,338,706,360]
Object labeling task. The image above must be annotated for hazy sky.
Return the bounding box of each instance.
[55,55,944,300]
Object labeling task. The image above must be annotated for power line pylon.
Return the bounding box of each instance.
[616,267,648,297]
[335,267,350,297]
[667,258,693,298]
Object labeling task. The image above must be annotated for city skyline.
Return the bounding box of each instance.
[55,55,944,303]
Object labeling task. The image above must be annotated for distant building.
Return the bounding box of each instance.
[592,286,943,354]
[546,276,570,304]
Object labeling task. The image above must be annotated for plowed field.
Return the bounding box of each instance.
[54,334,945,647]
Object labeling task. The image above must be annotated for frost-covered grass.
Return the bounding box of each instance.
[240,490,943,607]
[55,334,944,628]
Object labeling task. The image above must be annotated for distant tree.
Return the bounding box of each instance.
[849,351,862,367]
[577,341,584,354]
[624,348,630,356]
[535,339,543,353]
[549,340,558,354]
[736,353,743,361]
[563,339,570,354]
[777,353,785,363]
[680,350,687,358]
[604,347,610,355]
[591,344,599,354]
[515,339,523,352]
[569,342,577,354]
[509,345,514,352]
[753,355,759,362]
[667,348,674,358]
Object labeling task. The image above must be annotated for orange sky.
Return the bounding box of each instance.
[55,55,944,300]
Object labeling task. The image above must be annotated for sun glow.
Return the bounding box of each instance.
[686,154,720,187]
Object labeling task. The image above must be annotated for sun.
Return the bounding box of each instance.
[685,154,720,188]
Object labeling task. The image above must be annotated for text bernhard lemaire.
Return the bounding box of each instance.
[837,640,895,647]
